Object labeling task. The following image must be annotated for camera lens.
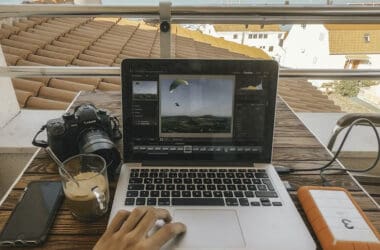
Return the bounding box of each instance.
[78,129,121,178]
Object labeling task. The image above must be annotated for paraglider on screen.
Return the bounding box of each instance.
[159,75,234,138]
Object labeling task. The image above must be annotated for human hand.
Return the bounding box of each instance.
[93,207,186,250]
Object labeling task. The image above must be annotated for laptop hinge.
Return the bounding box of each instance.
[136,161,255,167]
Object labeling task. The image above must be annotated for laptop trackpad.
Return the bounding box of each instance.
[172,209,245,248]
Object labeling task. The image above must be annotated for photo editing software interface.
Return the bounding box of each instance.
[129,72,273,161]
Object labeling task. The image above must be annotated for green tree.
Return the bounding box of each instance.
[334,80,378,97]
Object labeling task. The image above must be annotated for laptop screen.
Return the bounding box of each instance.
[122,59,278,164]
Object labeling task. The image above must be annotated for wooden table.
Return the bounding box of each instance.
[1,90,379,249]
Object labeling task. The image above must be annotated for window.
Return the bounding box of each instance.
[264,34,268,39]
[269,46,274,52]
[364,33,370,43]
[259,34,263,39]
[248,34,253,39]
[233,34,238,39]
[253,34,257,39]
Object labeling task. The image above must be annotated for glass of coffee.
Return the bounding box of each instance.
[59,154,109,221]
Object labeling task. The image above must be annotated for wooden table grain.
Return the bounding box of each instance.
[1,90,379,250]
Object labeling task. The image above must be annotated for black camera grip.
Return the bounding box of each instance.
[32,125,49,148]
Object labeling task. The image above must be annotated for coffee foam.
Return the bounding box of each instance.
[64,172,107,201]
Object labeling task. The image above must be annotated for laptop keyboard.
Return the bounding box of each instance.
[125,168,281,207]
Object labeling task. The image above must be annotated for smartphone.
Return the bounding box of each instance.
[0,181,63,247]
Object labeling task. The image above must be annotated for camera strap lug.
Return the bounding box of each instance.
[32,125,48,148]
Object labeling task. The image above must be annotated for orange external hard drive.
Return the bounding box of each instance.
[298,186,380,250]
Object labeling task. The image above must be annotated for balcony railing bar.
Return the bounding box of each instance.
[1,66,380,80]
[2,5,380,24]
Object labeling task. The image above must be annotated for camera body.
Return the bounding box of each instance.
[34,104,122,178]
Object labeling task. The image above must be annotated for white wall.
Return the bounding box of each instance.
[281,24,380,70]
[0,46,19,128]
[281,25,346,68]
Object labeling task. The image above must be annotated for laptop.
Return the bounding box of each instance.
[110,59,316,250]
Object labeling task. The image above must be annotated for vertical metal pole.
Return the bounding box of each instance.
[159,1,172,58]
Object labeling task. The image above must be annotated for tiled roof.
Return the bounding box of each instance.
[214,24,282,32]
[324,24,380,54]
[1,17,340,112]
[278,79,341,112]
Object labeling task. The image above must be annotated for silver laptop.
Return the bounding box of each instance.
[110,59,316,250]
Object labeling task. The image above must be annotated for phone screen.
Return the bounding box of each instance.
[0,181,63,246]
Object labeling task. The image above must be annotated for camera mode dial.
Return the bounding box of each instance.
[47,120,65,136]
[62,112,75,121]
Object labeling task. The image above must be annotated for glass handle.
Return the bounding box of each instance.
[91,186,106,212]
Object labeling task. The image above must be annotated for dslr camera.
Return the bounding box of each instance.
[33,104,122,178]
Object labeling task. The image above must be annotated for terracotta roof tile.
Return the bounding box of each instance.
[96,39,125,48]
[34,25,65,36]
[9,35,47,47]
[16,59,46,66]
[102,78,121,85]
[12,78,43,96]
[0,45,31,59]
[93,41,122,50]
[0,29,12,40]
[114,57,123,64]
[98,82,121,91]
[72,58,107,66]
[78,54,114,65]
[1,39,40,53]
[49,78,96,92]
[18,31,55,43]
[58,36,91,47]
[83,49,116,60]
[44,44,80,57]
[39,86,77,102]
[64,34,94,42]
[89,44,120,54]
[70,30,99,38]
[278,79,341,112]
[36,49,75,62]
[1,24,20,35]
[16,20,37,29]
[4,53,21,65]
[64,77,101,86]
[26,96,69,110]
[27,28,60,40]
[27,54,69,66]
[14,22,32,32]
[28,17,48,24]
[15,89,33,108]
[25,77,50,86]
[52,40,86,52]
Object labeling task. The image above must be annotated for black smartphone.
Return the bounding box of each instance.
[0,181,63,247]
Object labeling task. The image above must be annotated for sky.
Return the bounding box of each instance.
[160,75,234,117]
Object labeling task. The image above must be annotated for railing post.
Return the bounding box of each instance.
[159,1,172,58]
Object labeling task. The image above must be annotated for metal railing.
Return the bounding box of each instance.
[2,4,380,24]
[1,66,380,80]
[1,3,380,79]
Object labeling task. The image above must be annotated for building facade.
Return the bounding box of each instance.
[199,24,286,61]
[280,24,380,69]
